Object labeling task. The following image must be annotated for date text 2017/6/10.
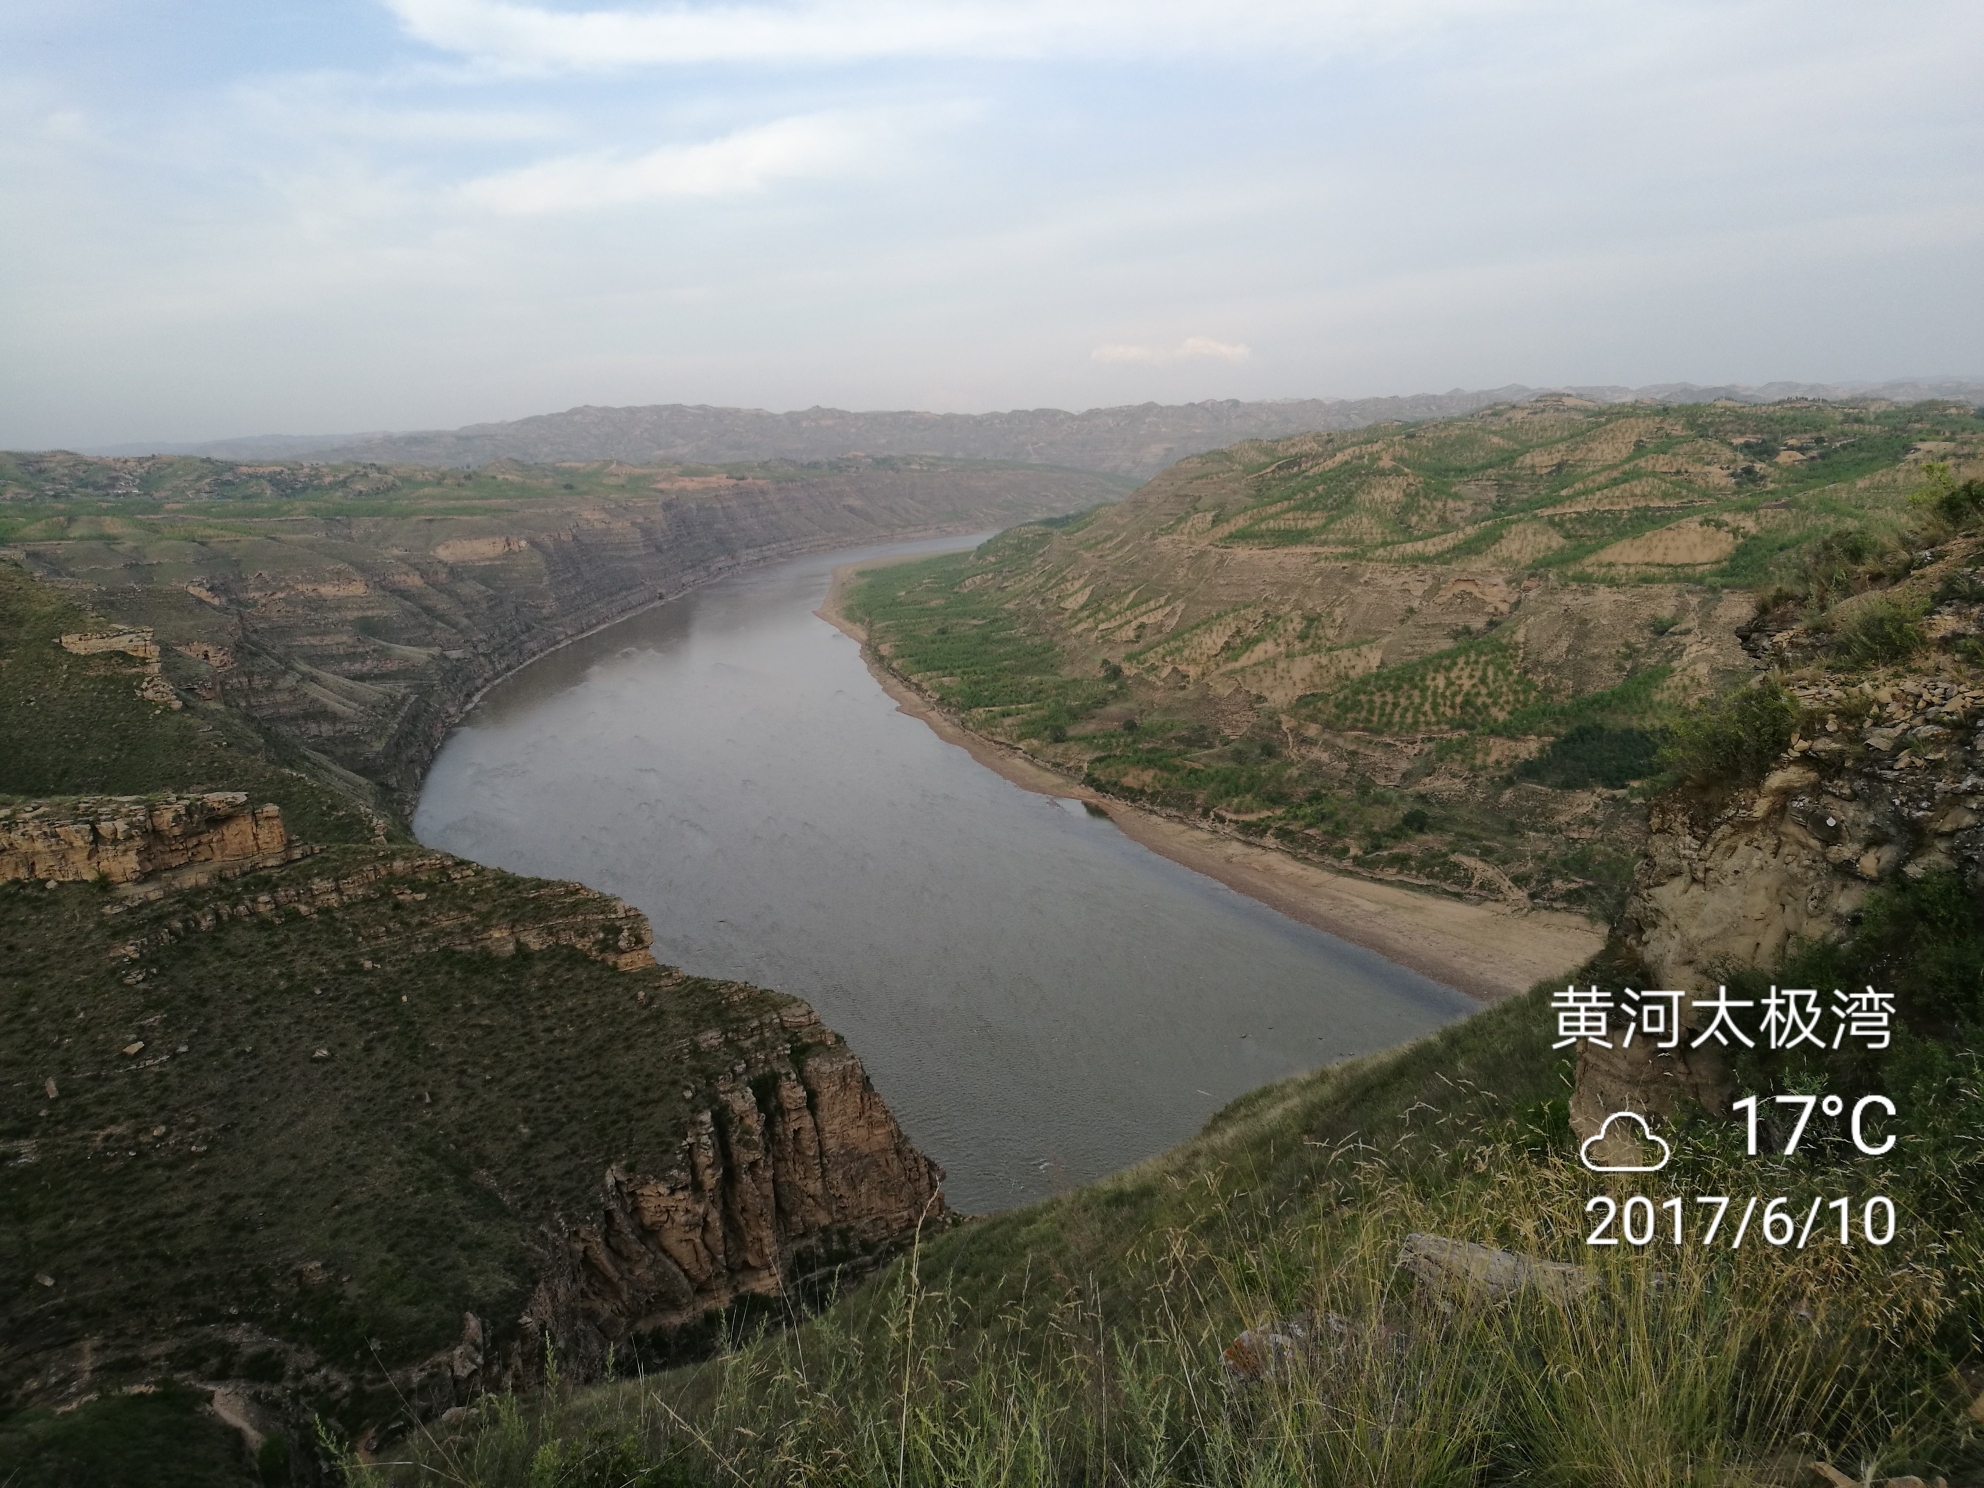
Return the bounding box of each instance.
[1585,1195,1896,1248]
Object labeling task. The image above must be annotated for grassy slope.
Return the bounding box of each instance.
[0,563,376,843]
[0,1380,264,1488]
[0,560,825,1476]
[1,852,773,1382]
[0,450,1131,522]
[845,400,1984,918]
[398,975,1984,1487]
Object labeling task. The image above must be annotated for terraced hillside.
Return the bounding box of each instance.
[0,450,1129,820]
[846,397,1984,915]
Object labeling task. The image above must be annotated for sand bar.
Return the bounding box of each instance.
[820,559,1605,1003]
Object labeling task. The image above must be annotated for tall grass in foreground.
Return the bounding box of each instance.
[365,1124,1964,1488]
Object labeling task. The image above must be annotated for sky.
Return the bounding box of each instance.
[2,0,1981,449]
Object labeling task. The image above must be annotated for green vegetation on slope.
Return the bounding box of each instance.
[844,399,1983,919]
[386,924,1984,1486]
[0,848,803,1432]
[0,564,376,842]
[0,1379,263,1488]
[844,549,1117,732]
[847,552,1663,915]
[1197,400,1978,579]
[0,540,918,1475]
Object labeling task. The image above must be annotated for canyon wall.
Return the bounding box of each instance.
[11,459,1121,815]
[518,1004,945,1382]
[0,792,297,885]
[2,458,990,1449]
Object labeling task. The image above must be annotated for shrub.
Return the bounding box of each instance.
[1933,476,1984,526]
[1802,527,1883,605]
[1836,596,1927,668]
[1400,807,1431,833]
[1659,678,1798,790]
[1933,569,1984,605]
[1515,724,1664,789]
[1753,584,1802,617]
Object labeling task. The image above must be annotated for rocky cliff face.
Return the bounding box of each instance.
[521,1003,944,1379]
[0,792,297,885]
[1573,533,1984,1148]
[8,454,1123,816]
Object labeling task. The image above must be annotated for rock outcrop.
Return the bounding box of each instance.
[521,1002,945,1377]
[96,848,660,972]
[57,627,180,706]
[0,792,296,885]
[1574,539,1984,1145]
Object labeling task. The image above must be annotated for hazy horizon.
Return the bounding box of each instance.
[5,0,1981,450]
[49,375,1980,461]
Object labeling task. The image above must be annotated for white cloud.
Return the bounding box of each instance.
[1092,336,1251,366]
[457,112,884,212]
[382,0,1536,69]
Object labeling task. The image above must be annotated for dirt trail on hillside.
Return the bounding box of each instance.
[820,562,1604,1002]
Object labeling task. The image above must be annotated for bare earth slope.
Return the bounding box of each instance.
[843,396,1984,923]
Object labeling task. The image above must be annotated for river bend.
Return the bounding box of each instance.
[415,535,1474,1212]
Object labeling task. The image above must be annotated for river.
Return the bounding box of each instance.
[414,535,1476,1212]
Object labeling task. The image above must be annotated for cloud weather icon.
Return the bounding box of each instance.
[1580,1111,1673,1173]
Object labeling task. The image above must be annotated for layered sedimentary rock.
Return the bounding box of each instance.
[0,792,294,885]
[57,627,180,706]
[522,1002,945,1377]
[1574,541,1984,1149]
[10,458,1119,812]
[97,848,659,971]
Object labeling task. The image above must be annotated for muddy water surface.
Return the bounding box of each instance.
[415,535,1474,1212]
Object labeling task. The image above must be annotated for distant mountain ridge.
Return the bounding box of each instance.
[92,378,1984,479]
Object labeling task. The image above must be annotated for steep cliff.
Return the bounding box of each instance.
[0,792,298,886]
[1573,519,1984,1149]
[1,839,943,1450]
[521,1012,944,1382]
[4,451,1127,819]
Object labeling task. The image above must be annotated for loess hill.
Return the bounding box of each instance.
[0,449,1127,819]
[846,396,1984,917]
[399,407,1984,1488]
[0,450,1115,1481]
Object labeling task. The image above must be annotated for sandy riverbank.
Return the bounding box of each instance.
[819,559,1605,1003]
